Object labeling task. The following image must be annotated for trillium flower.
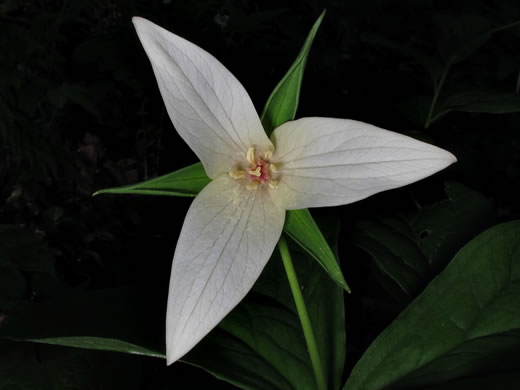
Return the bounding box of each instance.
[132,17,457,365]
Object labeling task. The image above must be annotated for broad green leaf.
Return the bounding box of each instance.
[0,224,55,274]
[186,327,296,390]
[344,220,520,390]
[412,374,520,390]
[260,10,325,135]
[386,329,520,390]
[93,162,209,197]
[410,183,494,271]
[352,216,426,304]
[285,209,350,292]
[198,299,317,390]
[351,182,493,304]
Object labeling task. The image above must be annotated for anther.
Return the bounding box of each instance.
[246,181,260,190]
[229,170,246,179]
[270,163,278,173]
[264,150,273,160]
[268,179,279,189]
[248,167,261,177]
[247,147,256,165]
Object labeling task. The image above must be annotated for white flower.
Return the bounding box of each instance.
[132,17,457,364]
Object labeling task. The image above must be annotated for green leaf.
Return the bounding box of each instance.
[285,209,350,292]
[344,220,520,390]
[93,162,210,197]
[410,373,520,390]
[351,182,493,304]
[260,10,325,135]
[192,300,317,390]
[386,330,520,390]
[411,182,494,271]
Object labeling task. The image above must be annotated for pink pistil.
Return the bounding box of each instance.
[249,159,270,182]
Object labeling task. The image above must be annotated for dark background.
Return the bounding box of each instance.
[1,0,519,388]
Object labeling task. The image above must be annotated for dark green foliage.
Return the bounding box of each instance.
[351,182,494,305]
[345,221,520,390]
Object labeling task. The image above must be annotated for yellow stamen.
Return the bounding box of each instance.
[268,179,279,189]
[247,166,261,177]
[229,170,246,179]
[246,181,260,190]
[264,150,273,160]
[270,163,278,173]
[247,147,256,165]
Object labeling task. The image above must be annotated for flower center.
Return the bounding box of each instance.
[229,146,279,190]
[248,159,270,182]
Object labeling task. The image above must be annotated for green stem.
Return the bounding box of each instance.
[424,63,451,129]
[278,235,327,390]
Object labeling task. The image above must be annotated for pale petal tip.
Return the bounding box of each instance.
[449,152,458,164]
[166,352,175,366]
[131,16,145,25]
[131,16,143,28]
[131,17,150,37]
[439,148,458,168]
[424,142,457,170]
[165,329,202,365]
[132,16,156,34]
[165,339,185,366]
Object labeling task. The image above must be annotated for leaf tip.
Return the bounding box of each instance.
[92,189,114,197]
[319,9,327,19]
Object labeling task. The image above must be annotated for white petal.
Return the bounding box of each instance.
[132,17,271,178]
[271,117,457,209]
[166,175,285,364]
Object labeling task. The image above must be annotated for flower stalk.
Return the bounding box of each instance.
[278,235,327,390]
